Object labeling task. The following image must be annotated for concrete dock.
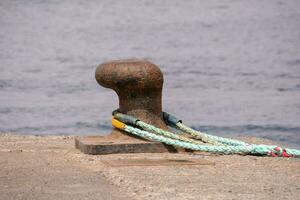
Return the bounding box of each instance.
[0,134,299,200]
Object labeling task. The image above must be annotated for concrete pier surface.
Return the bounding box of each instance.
[0,134,299,200]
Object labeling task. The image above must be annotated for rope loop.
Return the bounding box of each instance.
[112,110,300,158]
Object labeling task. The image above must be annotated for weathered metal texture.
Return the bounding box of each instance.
[75,59,176,155]
[95,59,168,139]
[75,136,176,155]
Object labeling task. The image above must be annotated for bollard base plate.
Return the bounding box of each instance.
[75,136,177,155]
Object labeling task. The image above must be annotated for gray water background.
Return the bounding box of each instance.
[1,0,300,148]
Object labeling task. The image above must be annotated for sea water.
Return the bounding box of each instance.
[0,0,299,148]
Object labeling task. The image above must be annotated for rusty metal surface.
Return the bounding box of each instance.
[95,59,169,140]
[96,59,166,129]
[75,136,176,155]
[76,59,177,155]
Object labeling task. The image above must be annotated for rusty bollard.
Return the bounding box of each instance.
[75,59,175,154]
[95,59,168,136]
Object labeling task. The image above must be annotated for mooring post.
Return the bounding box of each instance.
[95,59,168,139]
[75,59,175,154]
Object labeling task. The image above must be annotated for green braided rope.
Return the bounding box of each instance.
[136,121,223,145]
[123,124,279,156]
[168,116,300,156]
[285,148,300,156]
[112,112,300,157]
[176,122,248,146]
[113,112,223,145]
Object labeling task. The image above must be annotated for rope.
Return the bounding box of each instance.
[137,121,209,145]
[112,112,300,158]
[114,112,222,145]
[162,111,248,146]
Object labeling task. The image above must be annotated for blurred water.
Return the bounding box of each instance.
[0,0,300,148]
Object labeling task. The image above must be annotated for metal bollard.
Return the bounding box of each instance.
[95,59,168,138]
[75,59,175,154]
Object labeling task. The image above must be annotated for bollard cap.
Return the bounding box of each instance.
[95,59,163,92]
